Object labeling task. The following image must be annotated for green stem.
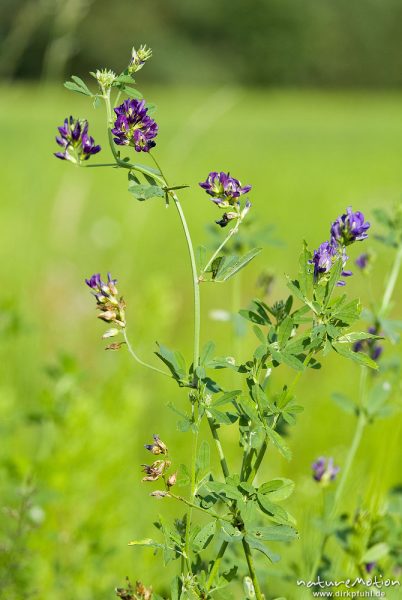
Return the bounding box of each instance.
[150,153,200,374]
[206,540,229,591]
[242,538,264,600]
[380,244,402,314]
[122,329,171,378]
[334,410,366,509]
[201,220,241,277]
[206,414,230,478]
[184,422,199,574]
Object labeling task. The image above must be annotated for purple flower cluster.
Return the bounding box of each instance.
[85,272,126,329]
[199,171,251,207]
[353,325,383,361]
[199,171,252,227]
[112,99,158,152]
[311,207,370,285]
[311,242,352,286]
[312,457,340,484]
[55,116,101,163]
[331,208,370,246]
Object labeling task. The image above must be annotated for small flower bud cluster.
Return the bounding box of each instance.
[55,116,101,164]
[310,207,370,286]
[85,273,126,346]
[199,171,252,228]
[128,45,153,75]
[94,68,117,89]
[141,435,177,495]
[312,456,340,485]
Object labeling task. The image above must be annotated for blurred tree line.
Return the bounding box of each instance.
[1,0,402,87]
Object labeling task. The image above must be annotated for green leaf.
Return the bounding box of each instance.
[211,390,242,407]
[128,538,163,548]
[64,77,92,96]
[156,344,187,382]
[264,428,292,460]
[286,277,307,304]
[200,340,215,366]
[123,86,143,98]
[331,298,361,325]
[271,349,304,372]
[258,478,295,501]
[193,521,216,552]
[253,325,267,345]
[239,309,266,326]
[71,75,92,94]
[362,542,389,563]
[128,182,165,201]
[331,343,378,370]
[219,521,243,542]
[212,248,262,282]
[277,316,293,348]
[335,332,381,344]
[324,258,343,306]
[196,440,210,474]
[257,494,288,521]
[366,382,392,417]
[331,392,356,414]
[177,464,190,487]
[249,524,298,542]
[244,535,280,563]
[207,408,238,425]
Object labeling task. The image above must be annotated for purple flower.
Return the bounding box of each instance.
[331,207,370,246]
[365,562,376,574]
[112,99,158,152]
[310,242,352,285]
[85,272,125,328]
[199,171,251,207]
[312,457,340,484]
[55,116,101,163]
[355,253,369,270]
[353,325,383,362]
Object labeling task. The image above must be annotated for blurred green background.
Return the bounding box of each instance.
[0,1,402,599]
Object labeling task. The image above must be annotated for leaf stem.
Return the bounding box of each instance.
[167,492,232,523]
[201,220,241,277]
[206,414,230,478]
[122,329,171,378]
[205,540,229,591]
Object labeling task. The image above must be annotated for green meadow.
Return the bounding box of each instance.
[0,85,401,599]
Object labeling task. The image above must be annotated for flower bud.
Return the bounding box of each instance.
[167,472,177,488]
[144,434,168,455]
[150,490,168,498]
[102,328,119,339]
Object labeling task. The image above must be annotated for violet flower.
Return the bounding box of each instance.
[355,253,369,270]
[112,99,158,152]
[199,171,251,207]
[310,242,352,286]
[55,116,101,163]
[331,207,370,246]
[312,457,340,484]
[85,272,125,328]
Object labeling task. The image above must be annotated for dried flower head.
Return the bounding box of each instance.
[166,472,177,488]
[55,116,101,164]
[312,456,340,485]
[144,434,168,455]
[331,207,370,246]
[141,460,171,482]
[112,99,158,152]
[128,45,153,75]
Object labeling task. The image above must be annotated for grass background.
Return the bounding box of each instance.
[0,84,401,599]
